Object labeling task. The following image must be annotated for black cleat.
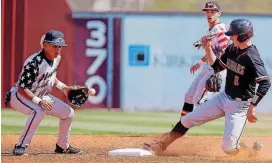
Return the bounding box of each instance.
[12,145,27,156]
[54,144,82,154]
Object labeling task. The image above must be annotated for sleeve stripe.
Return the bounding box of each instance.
[219,43,229,49]
[217,32,224,37]
[219,41,228,45]
[256,92,265,97]
[256,76,269,80]
[255,76,270,82]
[217,35,227,41]
[218,37,228,44]
[218,59,227,69]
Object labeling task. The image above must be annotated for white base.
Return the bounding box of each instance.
[108,148,153,157]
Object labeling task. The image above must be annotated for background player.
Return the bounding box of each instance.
[143,19,271,157]
[5,30,84,156]
[181,1,230,116]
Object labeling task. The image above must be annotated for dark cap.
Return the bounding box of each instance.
[202,1,220,11]
[44,30,67,47]
[225,19,253,36]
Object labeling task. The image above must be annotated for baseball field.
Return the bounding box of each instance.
[2,109,272,163]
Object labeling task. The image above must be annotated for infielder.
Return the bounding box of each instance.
[144,19,271,156]
[5,30,84,156]
[181,1,230,116]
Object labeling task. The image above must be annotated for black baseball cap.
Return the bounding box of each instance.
[202,1,220,11]
[44,30,67,47]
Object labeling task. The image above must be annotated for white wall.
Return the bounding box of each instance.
[121,14,272,113]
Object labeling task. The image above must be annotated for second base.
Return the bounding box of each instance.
[108,148,153,157]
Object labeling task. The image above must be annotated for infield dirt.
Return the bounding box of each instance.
[2,135,272,163]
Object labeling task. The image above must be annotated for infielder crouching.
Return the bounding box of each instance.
[143,19,271,157]
[5,30,82,156]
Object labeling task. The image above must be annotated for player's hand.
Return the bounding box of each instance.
[201,36,208,43]
[247,104,257,123]
[39,100,54,111]
[202,36,212,49]
[190,63,200,74]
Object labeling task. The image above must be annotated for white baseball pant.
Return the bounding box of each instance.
[185,64,227,106]
[181,91,249,154]
[9,87,74,149]
[185,65,214,105]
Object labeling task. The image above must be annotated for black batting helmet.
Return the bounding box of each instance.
[225,19,254,42]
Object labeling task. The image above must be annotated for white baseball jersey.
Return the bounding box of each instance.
[15,50,61,98]
[185,22,230,105]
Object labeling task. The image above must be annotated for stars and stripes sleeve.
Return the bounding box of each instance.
[217,31,229,52]
[19,61,39,89]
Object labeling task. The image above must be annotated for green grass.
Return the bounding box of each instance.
[2,109,272,136]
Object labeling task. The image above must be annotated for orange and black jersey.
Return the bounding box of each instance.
[212,44,271,104]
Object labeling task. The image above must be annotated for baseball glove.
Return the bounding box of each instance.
[193,32,217,49]
[67,85,89,108]
[205,73,222,92]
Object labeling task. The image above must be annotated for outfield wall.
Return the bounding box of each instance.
[121,14,272,113]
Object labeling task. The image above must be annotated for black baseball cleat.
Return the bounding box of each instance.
[54,144,83,154]
[12,145,28,156]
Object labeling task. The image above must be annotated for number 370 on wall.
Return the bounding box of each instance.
[85,20,107,105]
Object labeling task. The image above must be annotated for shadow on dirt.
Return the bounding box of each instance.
[1,152,57,156]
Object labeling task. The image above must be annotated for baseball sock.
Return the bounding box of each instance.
[181,102,194,116]
[172,121,189,135]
